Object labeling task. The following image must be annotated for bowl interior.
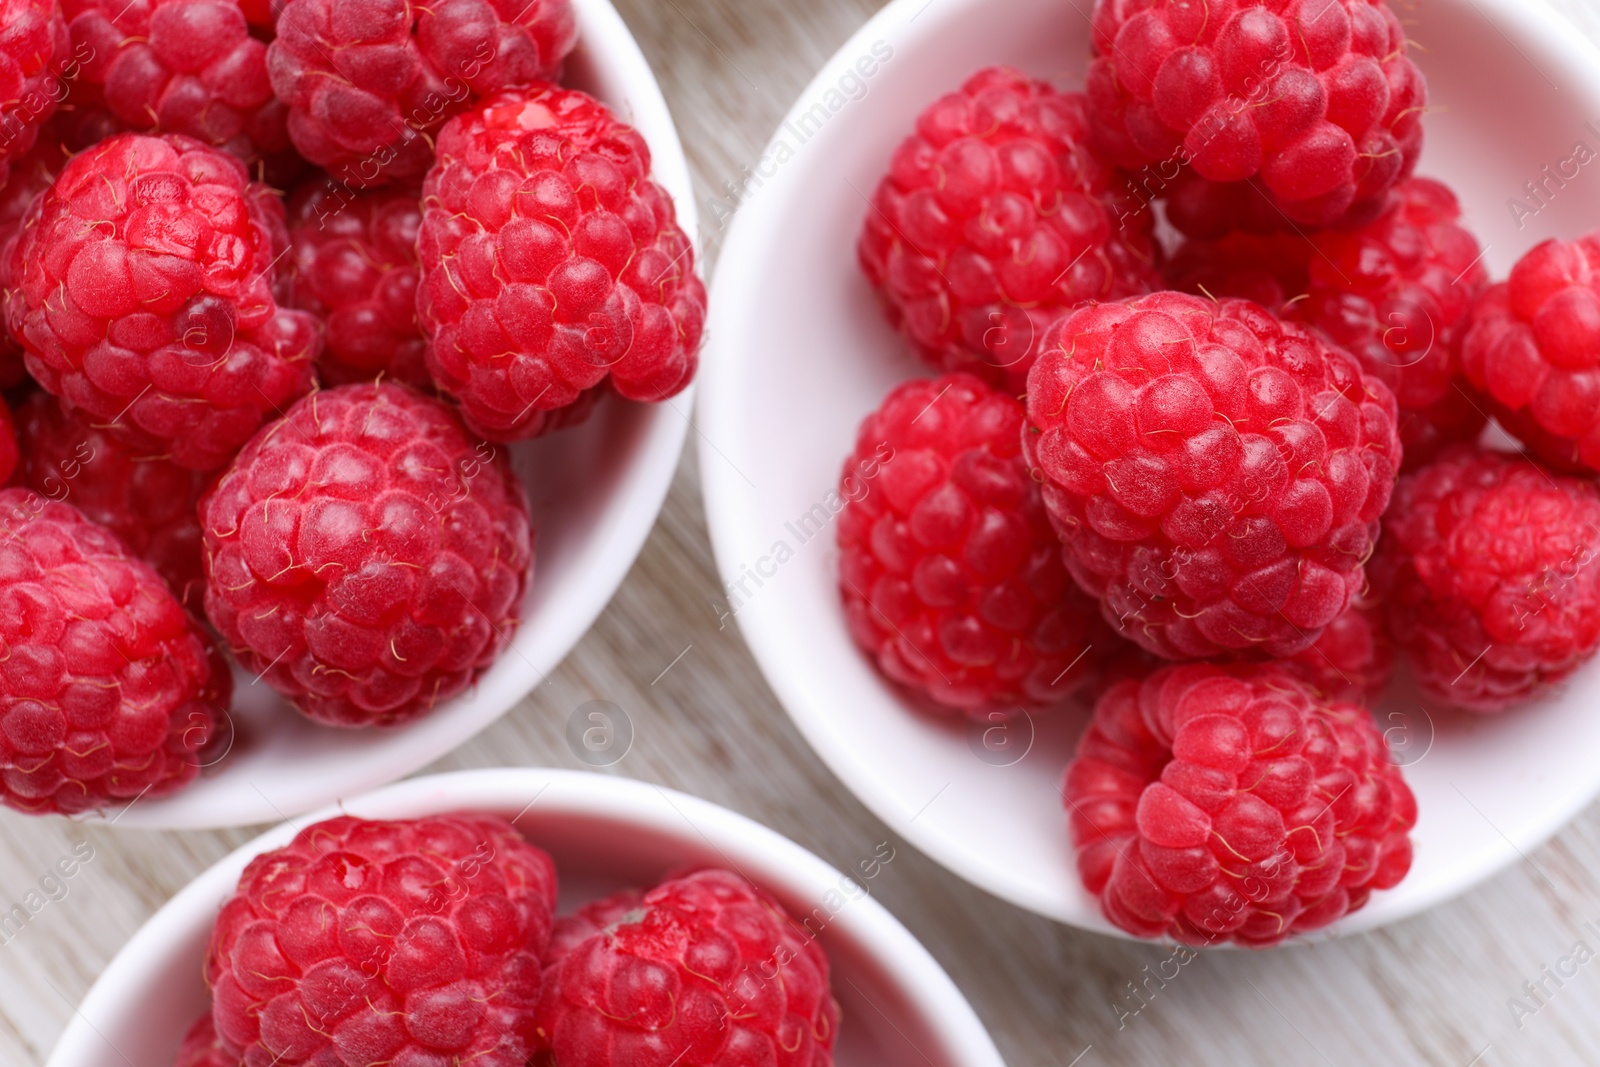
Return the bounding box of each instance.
[45,770,1003,1067]
[699,0,1600,937]
[108,0,696,830]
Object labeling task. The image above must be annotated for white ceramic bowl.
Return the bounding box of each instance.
[700,0,1600,939]
[45,769,1004,1067]
[100,0,697,829]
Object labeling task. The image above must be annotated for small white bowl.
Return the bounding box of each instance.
[101,0,697,829]
[45,769,1005,1067]
[700,0,1600,939]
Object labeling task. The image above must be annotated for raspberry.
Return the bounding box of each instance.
[838,373,1110,715]
[13,391,209,605]
[1024,291,1401,660]
[1170,178,1491,465]
[4,132,318,471]
[1280,601,1392,705]
[1063,663,1415,946]
[535,868,840,1066]
[1373,446,1600,711]
[267,0,577,187]
[0,127,64,387]
[1297,177,1489,464]
[175,1011,234,1067]
[206,813,558,1067]
[285,178,427,386]
[858,66,1159,393]
[1460,232,1600,473]
[0,490,231,814]
[0,0,70,181]
[1161,170,1292,240]
[199,382,533,727]
[417,85,705,440]
[62,0,292,168]
[1087,0,1425,226]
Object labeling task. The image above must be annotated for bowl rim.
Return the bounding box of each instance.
[95,0,700,830]
[697,0,1600,940]
[45,768,1008,1067]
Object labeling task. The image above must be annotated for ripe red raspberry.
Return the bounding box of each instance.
[1374,446,1600,711]
[1460,232,1600,473]
[838,373,1110,715]
[0,490,231,814]
[13,391,209,605]
[418,85,705,440]
[175,1011,234,1067]
[62,0,291,168]
[206,813,558,1067]
[267,0,577,187]
[199,382,533,727]
[858,66,1159,393]
[536,868,840,1066]
[1280,601,1392,705]
[5,132,317,471]
[1024,291,1401,660]
[1170,178,1492,465]
[1063,663,1415,945]
[0,0,70,179]
[285,178,426,386]
[0,127,64,387]
[1087,0,1425,226]
[1297,177,1489,464]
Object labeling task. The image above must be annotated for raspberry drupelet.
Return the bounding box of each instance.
[284,178,427,386]
[1063,663,1416,946]
[62,0,292,168]
[1374,446,1600,711]
[1460,232,1600,473]
[206,813,559,1067]
[1169,177,1492,465]
[13,391,210,605]
[838,373,1111,716]
[200,382,533,728]
[536,868,841,1067]
[1087,0,1426,226]
[858,66,1159,393]
[1024,291,1402,660]
[0,490,232,815]
[417,85,705,440]
[4,132,317,471]
[267,0,577,187]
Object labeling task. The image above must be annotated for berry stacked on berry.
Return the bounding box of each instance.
[417,84,705,440]
[4,131,316,471]
[1024,291,1400,660]
[1087,0,1426,226]
[860,66,1159,392]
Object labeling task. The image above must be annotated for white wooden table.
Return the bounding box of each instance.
[8,1,1600,1064]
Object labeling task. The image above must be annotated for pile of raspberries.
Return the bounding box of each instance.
[842,0,1600,946]
[0,0,705,814]
[177,812,839,1067]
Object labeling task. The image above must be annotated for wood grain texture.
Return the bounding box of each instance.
[8,1,1600,1064]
